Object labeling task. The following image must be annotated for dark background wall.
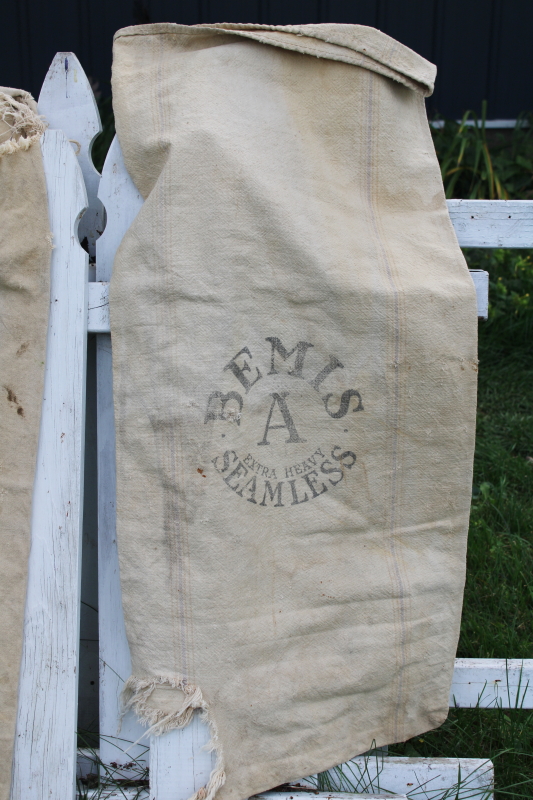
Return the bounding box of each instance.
[3,0,533,118]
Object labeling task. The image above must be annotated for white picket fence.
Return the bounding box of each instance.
[10,51,533,800]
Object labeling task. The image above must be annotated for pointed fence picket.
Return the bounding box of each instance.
[38,52,104,265]
[95,135,147,773]
[14,49,533,800]
[11,128,88,800]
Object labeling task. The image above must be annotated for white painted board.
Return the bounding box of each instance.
[77,755,493,800]
[81,793,405,800]
[256,795,405,800]
[88,281,110,332]
[451,658,533,708]
[87,270,489,333]
[96,136,146,772]
[38,46,102,759]
[469,270,489,318]
[150,718,214,800]
[11,130,88,800]
[321,756,493,800]
[447,199,533,248]
[95,136,218,798]
[38,52,103,262]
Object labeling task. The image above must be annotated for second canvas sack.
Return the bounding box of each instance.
[111,23,478,800]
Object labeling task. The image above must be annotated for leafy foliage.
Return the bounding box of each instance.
[388,246,533,799]
[432,104,533,200]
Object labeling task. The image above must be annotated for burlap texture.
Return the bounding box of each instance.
[0,88,50,800]
[111,24,478,800]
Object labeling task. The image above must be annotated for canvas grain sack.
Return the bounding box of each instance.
[0,88,49,800]
[111,23,478,800]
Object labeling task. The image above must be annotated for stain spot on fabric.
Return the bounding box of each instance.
[16,342,29,356]
[5,387,24,416]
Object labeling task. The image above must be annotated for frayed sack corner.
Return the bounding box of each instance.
[121,675,226,800]
[0,89,47,157]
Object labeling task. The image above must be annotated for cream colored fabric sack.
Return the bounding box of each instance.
[111,23,478,800]
[0,88,49,800]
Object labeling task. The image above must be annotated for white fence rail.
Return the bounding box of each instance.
[448,199,533,249]
[13,50,533,800]
[87,269,489,334]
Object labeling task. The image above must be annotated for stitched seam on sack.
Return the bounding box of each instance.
[365,71,407,743]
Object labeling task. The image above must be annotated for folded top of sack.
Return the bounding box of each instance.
[114,22,436,97]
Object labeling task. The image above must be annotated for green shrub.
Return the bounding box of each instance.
[432,103,533,200]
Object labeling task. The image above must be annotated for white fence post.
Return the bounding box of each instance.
[38,52,103,265]
[96,136,216,798]
[95,136,147,773]
[11,129,88,800]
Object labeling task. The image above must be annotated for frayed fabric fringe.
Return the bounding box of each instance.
[0,90,47,157]
[121,675,226,800]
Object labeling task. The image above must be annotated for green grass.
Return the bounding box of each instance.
[461,250,533,661]
[387,248,533,798]
[76,733,149,798]
[316,746,495,800]
[432,105,533,200]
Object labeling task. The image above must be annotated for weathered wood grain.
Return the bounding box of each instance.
[451,659,533,709]
[87,269,489,333]
[447,199,533,248]
[81,792,407,800]
[11,129,88,800]
[96,136,147,773]
[150,720,215,800]
[88,281,109,332]
[38,52,103,264]
[320,756,493,800]
[470,270,489,318]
